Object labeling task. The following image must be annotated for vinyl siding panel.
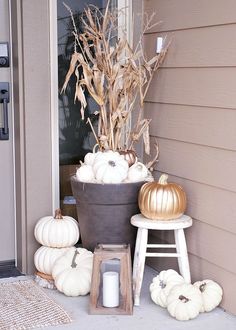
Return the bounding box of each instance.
[144,24,236,68]
[153,172,236,235]
[148,138,236,193]
[146,68,236,109]
[144,0,236,314]
[145,0,236,32]
[146,103,236,151]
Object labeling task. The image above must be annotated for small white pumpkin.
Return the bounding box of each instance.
[52,247,93,297]
[34,246,70,275]
[194,279,223,312]
[167,284,202,321]
[146,170,154,182]
[34,209,79,248]
[127,162,148,182]
[76,164,95,182]
[84,150,102,166]
[93,150,129,183]
[150,269,185,308]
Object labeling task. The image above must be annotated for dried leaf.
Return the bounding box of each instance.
[74,66,87,119]
[145,142,159,170]
[143,123,150,155]
[61,53,80,93]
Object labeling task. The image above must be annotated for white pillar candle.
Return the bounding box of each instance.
[103,271,119,307]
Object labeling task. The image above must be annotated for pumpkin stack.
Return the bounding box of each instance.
[34,209,80,282]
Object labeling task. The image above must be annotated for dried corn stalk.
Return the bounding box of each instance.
[62,1,169,155]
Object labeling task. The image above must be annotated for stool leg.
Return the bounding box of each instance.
[133,227,148,306]
[132,228,141,292]
[174,228,191,283]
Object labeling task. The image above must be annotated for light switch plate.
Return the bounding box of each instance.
[156,37,163,53]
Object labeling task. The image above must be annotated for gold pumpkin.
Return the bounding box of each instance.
[138,174,187,220]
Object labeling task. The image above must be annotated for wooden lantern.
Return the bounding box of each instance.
[89,244,133,315]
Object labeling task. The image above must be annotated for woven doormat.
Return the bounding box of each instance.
[0,279,72,329]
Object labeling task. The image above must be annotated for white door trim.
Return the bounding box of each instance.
[118,0,133,45]
[49,0,133,209]
[49,0,60,211]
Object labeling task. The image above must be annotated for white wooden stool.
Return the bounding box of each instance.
[131,213,192,306]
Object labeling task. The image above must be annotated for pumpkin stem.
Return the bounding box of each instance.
[54,209,63,220]
[179,295,189,303]
[159,280,166,289]
[92,143,99,153]
[108,160,116,167]
[71,249,79,268]
[199,282,207,292]
[158,174,168,185]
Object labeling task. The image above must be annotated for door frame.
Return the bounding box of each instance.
[49,0,134,210]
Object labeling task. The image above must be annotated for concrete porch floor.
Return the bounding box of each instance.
[41,266,236,330]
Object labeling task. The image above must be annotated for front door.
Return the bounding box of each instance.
[0,0,15,263]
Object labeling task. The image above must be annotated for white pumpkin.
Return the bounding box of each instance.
[34,246,70,275]
[167,284,202,321]
[76,164,95,182]
[146,170,154,182]
[127,162,148,182]
[34,209,79,248]
[194,279,223,312]
[52,247,93,297]
[150,269,185,308]
[93,150,129,183]
[84,151,102,166]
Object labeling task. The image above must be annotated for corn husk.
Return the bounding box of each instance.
[62,2,170,162]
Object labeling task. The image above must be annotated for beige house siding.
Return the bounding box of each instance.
[144,0,236,314]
